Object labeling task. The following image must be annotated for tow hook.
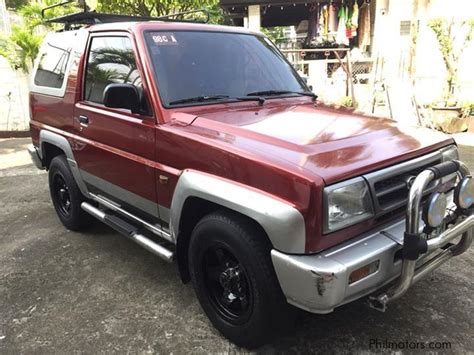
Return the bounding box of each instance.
[368,294,389,312]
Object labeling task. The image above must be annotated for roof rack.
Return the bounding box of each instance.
[42,2,210,29]
[41,0,84,18]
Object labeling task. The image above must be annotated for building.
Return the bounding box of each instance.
[220,0,474,119]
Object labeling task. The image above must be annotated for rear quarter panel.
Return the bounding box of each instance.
[29,30,89,144]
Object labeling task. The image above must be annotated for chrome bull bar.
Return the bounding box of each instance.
[368,160,473,312]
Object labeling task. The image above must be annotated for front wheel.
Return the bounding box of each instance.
[188,210,294,348]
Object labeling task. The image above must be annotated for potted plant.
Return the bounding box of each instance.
[427,18,474,133]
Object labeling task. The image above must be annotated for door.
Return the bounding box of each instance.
[73,34,159,220]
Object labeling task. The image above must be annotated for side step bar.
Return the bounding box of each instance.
[81,202,174,263]
[89,193,173,242]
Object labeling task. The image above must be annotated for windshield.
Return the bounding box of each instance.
[144,30,307,107]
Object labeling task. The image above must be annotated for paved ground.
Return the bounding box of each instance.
[0,137,473,353]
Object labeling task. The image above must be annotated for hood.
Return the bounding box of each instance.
[181,102,453,184]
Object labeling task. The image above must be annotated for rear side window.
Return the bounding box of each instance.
[34,38,71,89]
[84,36,143,104]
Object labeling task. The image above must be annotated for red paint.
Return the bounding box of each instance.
[30,22,454,253]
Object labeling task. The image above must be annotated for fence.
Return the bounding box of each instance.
[280,48,375,108]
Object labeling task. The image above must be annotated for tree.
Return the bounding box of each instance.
[97,0,222,23]
[5,0,28,10]
[261,27,285,44]
[0,0,79,72]
[428,18,474,100]
[0,0,226,72]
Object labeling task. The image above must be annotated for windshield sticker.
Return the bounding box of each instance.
[151,33,178,45]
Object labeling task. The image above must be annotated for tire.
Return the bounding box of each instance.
[48,155,92,231]
[188,210,294,348]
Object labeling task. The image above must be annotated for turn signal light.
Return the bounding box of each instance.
[349,260,380,284]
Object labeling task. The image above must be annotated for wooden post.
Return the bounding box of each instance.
[334,50,356,105]
[346,50,356,106]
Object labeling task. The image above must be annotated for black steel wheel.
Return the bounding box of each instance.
[203,244,253,325]
[48,155,92,231]
[188,210,295,349]
[52,172,72,217]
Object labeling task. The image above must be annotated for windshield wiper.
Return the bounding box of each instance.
[246,90,317,99]
[235,95,266,104]
[169,95,230,105]
[169,94,266,106]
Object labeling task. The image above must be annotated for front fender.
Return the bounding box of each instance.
[170,170,306,253]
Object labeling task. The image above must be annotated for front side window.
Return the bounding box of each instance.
[34,37,71,89]
[144,31,307,107]
[84,36,143,105]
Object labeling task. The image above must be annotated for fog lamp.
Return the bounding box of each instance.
[423,192,447,228]
[455,176,474,209]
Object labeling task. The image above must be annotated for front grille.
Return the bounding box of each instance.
[364,151,443,216]
[374,161,439,209]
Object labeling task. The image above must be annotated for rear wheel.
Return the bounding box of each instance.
[48,155,91,231]
[188,210,294,348]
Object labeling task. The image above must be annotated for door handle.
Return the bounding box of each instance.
[79,115,89,126]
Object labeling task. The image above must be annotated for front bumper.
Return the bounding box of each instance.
[272,160,473,314]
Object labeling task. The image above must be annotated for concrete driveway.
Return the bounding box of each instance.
[1,137,473,353]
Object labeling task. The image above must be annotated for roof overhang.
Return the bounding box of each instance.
[220,0,325,27]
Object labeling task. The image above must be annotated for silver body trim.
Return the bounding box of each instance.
[36,130,170,238]
[272,159,472,314]
[80,169,159,218]
[170,170,306,253]
[272,215,472,314]
[271,221,404,314]
[27,144,44,169]
[158,205,171,225]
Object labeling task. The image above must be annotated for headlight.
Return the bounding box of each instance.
[455,176,474,209]
[440,145,459,162]
[423,192,447,228]
[324,177,374,233]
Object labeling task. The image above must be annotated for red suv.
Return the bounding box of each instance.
[28,12,473,348]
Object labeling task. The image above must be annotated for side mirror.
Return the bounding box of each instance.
[103,83,140,114]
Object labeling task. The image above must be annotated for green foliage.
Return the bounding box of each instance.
[19,0,80,30]
[261,27,286,43]
[338,96,354,108]
[427,18,474,99]
[461,101,474,117]
[1,0,226,73]
[0,0,79,72]
[428,19,451,68]
[0,24,43,71]
[5,0,28,10]
[97,0,221,22]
